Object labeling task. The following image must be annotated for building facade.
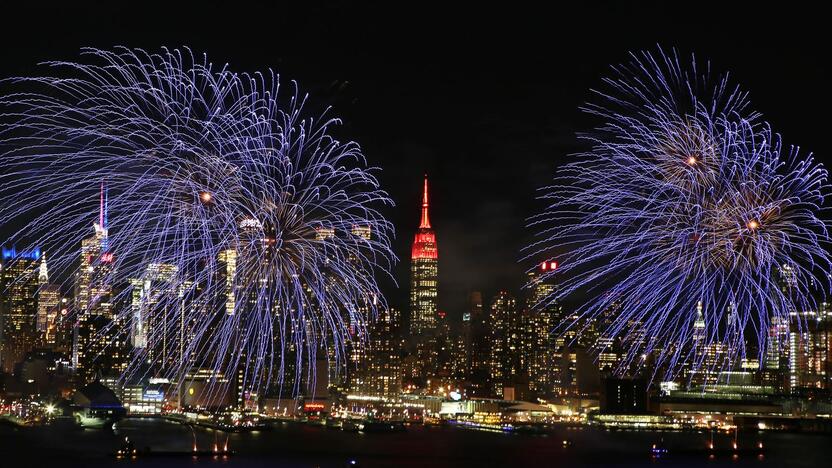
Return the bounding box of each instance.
[0,247,41,372]
[409,175,439,384]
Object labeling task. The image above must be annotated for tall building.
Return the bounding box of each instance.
[525,261,563,397]
[74,183,129,382]
[686,301,731,386]
[49,296,74,354]
[788,307,831,391]
[762,315,790,391]
[36,254,61,341]
[217,248,237,317]
[0,246,41,372]
[488,290,518,397]
[129,263,179,372]
[451,298,473,383]
[464,291,490,396]
[594,300,624,375]
[353,307,402,398]
[409,175,439,384]
[234,217,273,409]
[343,224,375,394]
[410,175,439,334]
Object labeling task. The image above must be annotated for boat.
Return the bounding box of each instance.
[650,439,669,458]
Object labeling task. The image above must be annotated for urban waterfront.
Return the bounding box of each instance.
[1,417,829,467]
[1,2,830,466]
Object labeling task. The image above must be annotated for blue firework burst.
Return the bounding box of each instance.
[0,47,395,398]
[527,48,830,381]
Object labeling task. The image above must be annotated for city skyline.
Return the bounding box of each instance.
[0,3,830,467]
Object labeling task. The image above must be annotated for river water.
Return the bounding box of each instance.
[1,417,828,467]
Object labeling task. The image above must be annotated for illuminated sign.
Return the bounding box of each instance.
[303,402,325,412]
[2,246,42,260]
[143,389,164,401]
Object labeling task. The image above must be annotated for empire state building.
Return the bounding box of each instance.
[410,175,438,335]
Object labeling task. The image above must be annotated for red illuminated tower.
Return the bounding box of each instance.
[410,175,438,336]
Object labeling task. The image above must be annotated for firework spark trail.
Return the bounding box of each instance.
[526,48,830,382]
[0,47,396,397]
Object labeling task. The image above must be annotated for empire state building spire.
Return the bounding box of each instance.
[419,174,431,229]
[411,175,438,260]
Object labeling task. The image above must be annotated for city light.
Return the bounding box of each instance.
[0,12,825,467]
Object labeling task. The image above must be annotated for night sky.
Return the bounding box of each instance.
[1,2,826,316]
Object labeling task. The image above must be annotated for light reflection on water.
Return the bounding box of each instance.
[1,417,827,468]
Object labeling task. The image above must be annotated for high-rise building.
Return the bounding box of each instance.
[686,301,731,386]
[342,224,375,394]
[464,291,490,396]
[788,307,831,391]
[49,296,74,354]
[488,290,517,397]
[36,254,61,342]
[594,301,624,375]
[762,315,790,392]
[525,261,563,397]
[74,183,129,382]
[353,307,402,398]
[450,298,473,384]
[234,217,273,410]
[217,249,237,317]
[409,175,439,384]
[0,246,41,372]
[129,263,179,369]
[410,175,438,334]
[436,309,453,378]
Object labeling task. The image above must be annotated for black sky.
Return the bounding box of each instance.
[1,1,826,316]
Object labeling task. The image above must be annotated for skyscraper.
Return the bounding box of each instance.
[525,261,563,397]
[129,263,178,367]
[410,175,438,335]
[464,291,490,396]
[36,254,61,342]
[488,290,517,397]
[788,307,831,391]
[409,175,439,384]
[74,183,128,382]
[353,306,402,398]
[0,246,41,372]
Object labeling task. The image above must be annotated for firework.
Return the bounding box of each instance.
[526,48,830,381]
[0,47,395,398]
